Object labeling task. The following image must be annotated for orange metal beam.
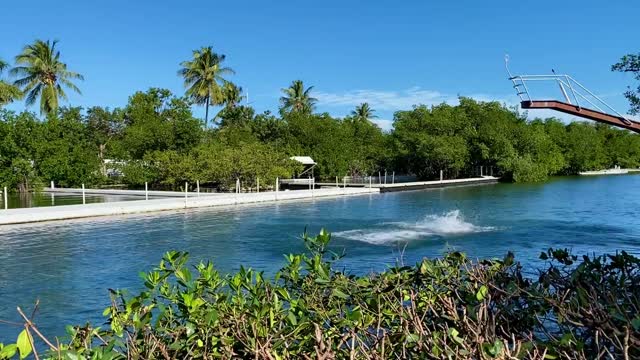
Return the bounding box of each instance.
[521,100,640,133]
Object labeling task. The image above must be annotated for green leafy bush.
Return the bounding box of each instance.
[2,231,639,359]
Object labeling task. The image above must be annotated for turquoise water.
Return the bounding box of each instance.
[1,175,639,341]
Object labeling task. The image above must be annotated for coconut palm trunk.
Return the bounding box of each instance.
[205,93,210,127]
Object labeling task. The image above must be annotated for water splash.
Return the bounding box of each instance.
[335,210,494,245]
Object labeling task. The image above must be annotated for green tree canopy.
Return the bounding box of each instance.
[35,107,102,187]
[612,53,640,115]
[0,110,43,191]
[85,106,125,175]
[10,40,83,115]
[121,88,202,159]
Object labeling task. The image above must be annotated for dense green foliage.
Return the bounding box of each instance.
[391,99,640,182]
[0,108,100,192]
[3,92,640,192]
[612,53,640,115]
[2,230,639,359]
[2,43,640,192]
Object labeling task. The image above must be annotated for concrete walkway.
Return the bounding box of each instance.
[377,176,499,192]
[0,187,378,225]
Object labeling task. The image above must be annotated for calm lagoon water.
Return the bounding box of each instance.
[1,175,639,341]
[1,192,145,209]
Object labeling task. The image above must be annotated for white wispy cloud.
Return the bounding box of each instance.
[370,118,394,131]
[315,87,461,111]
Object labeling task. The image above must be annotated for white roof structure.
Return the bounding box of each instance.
[290,156,316,165]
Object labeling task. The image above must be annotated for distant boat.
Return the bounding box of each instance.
[579,166,629,176]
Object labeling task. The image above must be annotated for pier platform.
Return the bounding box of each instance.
[42,187,211,198]
[0,187,377,225]
[295,176,499,191]
[376,176,498,192]
[0,177,499,225]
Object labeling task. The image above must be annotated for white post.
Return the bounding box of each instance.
[185,182,188,206]
[82,183,86,204]
[3,187,7,210]
[51,193,55,206]
[257,177,259,193]
[369,176,372,189]
[378,171,381,184]
[392,171,395,184]
[197,180,200,197]
[440,170,443,182]
[50,181,54,189]
[276,177,279,200]
[384,170,387,184]
[480,166,483,177]
[234,179,238,204]
[343,177,346,188]
[336,176,338,188]
[145,182,149,200]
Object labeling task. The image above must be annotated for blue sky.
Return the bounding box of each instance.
[1,0,638,129]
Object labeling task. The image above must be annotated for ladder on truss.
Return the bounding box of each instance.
[505,55,640,132]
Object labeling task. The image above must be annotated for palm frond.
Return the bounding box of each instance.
[280,80,316,114]
[25,84,41,106]
[11,39,82,115]
[0,81,23,105]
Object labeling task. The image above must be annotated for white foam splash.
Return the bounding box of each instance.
[335,210,494,245]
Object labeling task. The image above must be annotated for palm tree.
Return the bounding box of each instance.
[0,58,22,106]
[351,103,377,122]
[222,82,244,109]
[11,40,83,115]
[280,80,317,114]
[178,46,234,126]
